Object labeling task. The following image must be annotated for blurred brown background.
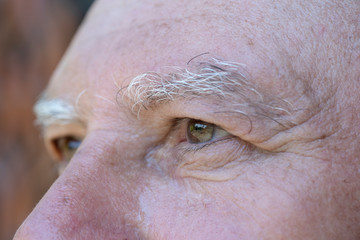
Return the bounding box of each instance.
[0,0,94,239]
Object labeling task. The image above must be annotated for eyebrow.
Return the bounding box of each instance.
[122,58,294,127]
[123,58,256,112]
[33,97,79,130]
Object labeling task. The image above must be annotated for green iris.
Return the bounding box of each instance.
[187,120,215,143]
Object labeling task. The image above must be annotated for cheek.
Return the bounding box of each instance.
[138,178,276,239]
[138,159,337,239]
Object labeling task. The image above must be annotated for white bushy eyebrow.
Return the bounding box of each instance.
[33,97,79,130]
[123,58,261,112]
[121,57,295,128]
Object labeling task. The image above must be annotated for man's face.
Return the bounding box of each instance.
[15,0,360,239]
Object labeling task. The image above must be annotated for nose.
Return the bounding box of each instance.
[13,132,146,239]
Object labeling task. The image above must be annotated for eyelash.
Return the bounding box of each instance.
[181,137,234,153]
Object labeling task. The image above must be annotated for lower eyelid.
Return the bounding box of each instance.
[145,134,248,177]
[178,136,235,153]
[176,138,253,177]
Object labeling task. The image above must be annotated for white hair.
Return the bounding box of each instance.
[34,98,78,129]
[123,58,264,114]
[122,57,295,128]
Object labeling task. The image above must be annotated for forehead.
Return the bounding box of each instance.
[46,0,292,96]
[44,0,348,110]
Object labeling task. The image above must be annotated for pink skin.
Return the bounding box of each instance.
[14,0,360,239]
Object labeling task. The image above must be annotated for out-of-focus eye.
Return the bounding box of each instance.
[186,119,229,143]
[53,136,82,161]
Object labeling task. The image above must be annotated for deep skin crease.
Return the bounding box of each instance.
[14,0,360,239]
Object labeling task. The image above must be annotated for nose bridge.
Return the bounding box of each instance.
[14,131,146,239]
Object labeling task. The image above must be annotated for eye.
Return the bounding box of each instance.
[186,119,229,144]
[52,136,82,161]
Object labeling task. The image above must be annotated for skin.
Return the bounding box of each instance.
[14,0,360,239]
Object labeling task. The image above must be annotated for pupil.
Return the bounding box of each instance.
[187,120,214,144]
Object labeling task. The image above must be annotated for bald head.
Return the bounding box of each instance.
[15,0,360,239]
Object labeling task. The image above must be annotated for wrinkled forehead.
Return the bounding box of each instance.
[43,1,272,89]
[44,0,352,103]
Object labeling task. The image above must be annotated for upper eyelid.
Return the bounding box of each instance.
[174,117,226,132]
[40,125,76,144]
